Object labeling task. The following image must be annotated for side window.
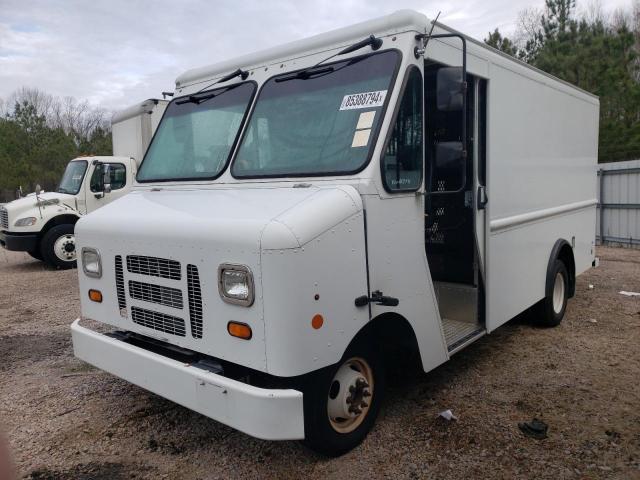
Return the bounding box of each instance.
[90,163,127,192]
[381,67,423,192]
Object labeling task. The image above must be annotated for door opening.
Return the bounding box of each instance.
[424,60,487,352]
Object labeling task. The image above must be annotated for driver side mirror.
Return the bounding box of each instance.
[430,141,465,192]
[102,164,112,194]
[436,67,464,111]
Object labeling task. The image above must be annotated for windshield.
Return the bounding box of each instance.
[57,160,88,194]
[138,82,256,182]
[232,50,400,178]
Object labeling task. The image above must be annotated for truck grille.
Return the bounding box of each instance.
[131,306,186,337]
[129,280,183,309]
[115,256,127,310]
[0,207,8,229]
[187,264,203,339]
[126,255,181,280]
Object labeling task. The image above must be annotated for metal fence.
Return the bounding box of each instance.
[597,159,640,248]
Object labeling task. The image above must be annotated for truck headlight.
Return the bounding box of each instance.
[82,248,102,278]
[218,264,254,306]
[14,216,36,227]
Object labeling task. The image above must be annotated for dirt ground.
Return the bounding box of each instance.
[0,246,638,479]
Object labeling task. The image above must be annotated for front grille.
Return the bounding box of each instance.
[115,256,126,310]
[0,207,8,229]
[129,280,183,309]
[187,264,203,339]
[131,306,186,337]
[126,255,181,280]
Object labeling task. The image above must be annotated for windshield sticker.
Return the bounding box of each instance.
[351,129,371,148]
[356,111,375,130]
[340,90,387,110]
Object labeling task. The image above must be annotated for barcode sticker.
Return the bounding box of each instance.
[340,90,387,110]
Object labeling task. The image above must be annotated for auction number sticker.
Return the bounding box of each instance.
[339,90,387,110]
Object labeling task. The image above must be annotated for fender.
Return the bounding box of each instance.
[547,239,576,298]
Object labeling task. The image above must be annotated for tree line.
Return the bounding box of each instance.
[0,88,112,200]
[485,0,640,162]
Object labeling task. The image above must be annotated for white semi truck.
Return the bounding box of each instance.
[71,11,598,455]
[0,99,167,268]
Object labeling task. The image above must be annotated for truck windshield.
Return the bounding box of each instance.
[232,50,399,178]
[57,160,88,194]
[138,82,256,182]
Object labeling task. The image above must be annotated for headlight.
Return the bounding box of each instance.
[14,217,37,227]
[82,248,102,278]
[218,264,254,306]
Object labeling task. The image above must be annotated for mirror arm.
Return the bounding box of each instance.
[424,32,469,195]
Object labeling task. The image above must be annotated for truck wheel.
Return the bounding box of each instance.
[28,249,43,261]
[40,224,77,269]
[302,341,385,457]
[534,259,568,327]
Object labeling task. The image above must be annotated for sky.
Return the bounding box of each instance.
[0,0,632,112]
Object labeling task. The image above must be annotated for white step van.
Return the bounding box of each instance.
[71,11,598,455]
[0,99,167,268]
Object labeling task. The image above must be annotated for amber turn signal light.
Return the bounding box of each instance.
[311,314,324,329]
[88,289,103,303]
[227,321,252,340]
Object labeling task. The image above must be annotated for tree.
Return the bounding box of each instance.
[0,88,113,197]
[484,29,518,56]
[485,0,640,162]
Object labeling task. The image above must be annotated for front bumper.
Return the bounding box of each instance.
[0,230,38,252]
[71,319,305,440]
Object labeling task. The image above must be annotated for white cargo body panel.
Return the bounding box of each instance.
[111,99,168,165]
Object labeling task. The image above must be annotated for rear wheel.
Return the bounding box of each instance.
[302,340,385,456]
[40,224,77,269]
[534,259,568,327]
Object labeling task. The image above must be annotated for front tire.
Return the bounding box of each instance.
[40,224,77,269]
[534,259,568,327]
[28,249,43,261]
[301,340,385,457]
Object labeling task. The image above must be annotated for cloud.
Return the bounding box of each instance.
[0,0,632,112]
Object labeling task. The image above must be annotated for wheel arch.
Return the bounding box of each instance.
[38,214,80,240]
[548,239,576,298]
[345,312,421,367]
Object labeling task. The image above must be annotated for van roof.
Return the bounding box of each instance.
[175,9,597,100]
[176,10,427,88]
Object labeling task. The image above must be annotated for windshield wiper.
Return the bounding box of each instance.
[275,35,383,83]
[175,82,243,105]
[275,66,335,83]
[57,187,69,194]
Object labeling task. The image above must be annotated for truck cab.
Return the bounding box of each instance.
[0,156,134,268]
[71,10,598,456]
[0,98,167,268]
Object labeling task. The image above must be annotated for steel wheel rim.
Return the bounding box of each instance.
[327,357,374,434]
[53,234,76,262]
[552,271,565,314]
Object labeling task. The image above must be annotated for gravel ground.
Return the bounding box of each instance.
[0,246,639,479]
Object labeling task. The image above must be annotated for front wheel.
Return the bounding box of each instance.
[40,224,77,269]
[302,341,385,457]
[28,249,43,261]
